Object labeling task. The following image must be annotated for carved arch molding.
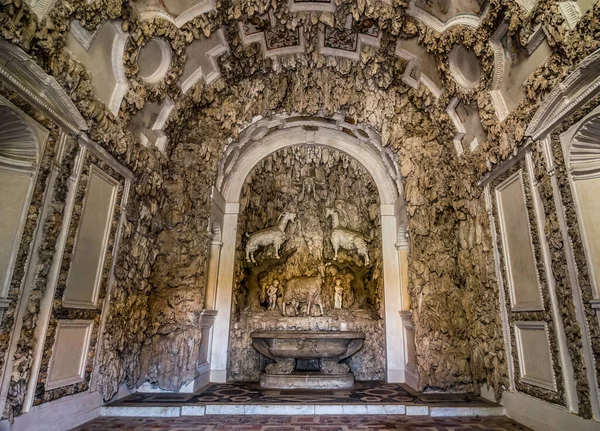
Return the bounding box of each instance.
[206,114,413,385]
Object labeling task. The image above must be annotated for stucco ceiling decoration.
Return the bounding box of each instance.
[406,0,490,32]
[37,0,579,162]
[132,0,217,28]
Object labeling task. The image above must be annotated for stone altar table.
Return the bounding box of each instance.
[250,330,365,389]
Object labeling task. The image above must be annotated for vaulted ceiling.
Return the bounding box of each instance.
[1,0,599,179]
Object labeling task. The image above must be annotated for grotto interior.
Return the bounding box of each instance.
[0,0,600,430]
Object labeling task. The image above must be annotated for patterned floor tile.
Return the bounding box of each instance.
[109,382,485,407]
[71,415,531,431]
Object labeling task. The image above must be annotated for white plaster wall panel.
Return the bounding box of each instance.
[496,172,543,311]
[66,21,129,116]
[180,29,229,94]
[0,172,31,295]
[63,165,119,309]
[46,320,93,390]
[573,178,600,296]
[404,325,416,367]
[395,38,443,99]
[514,322,556,390]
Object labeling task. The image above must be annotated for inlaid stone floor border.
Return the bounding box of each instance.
[104,382,504,418]
[72,414,532,430]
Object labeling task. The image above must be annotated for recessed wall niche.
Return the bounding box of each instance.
[228,145,385,382]
[449,45,482,90]
[561,107,600,299]
[0,104,47,309]
[138,38,172,84]
[495,170,543,311]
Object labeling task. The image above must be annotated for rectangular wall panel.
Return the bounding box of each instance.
[496,171,543,310]
[0,171,32,296]
[514,321,555,391]
[63,165,118,308]
[46,320,93,390]
[574,178,600,296]
[404,326,416,368]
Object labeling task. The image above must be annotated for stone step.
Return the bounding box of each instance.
[101,403,504,418]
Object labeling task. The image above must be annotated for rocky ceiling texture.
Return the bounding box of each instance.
[1,0,599,421]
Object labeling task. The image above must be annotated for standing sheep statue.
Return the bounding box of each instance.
[282,264,326,316]
[245,212,296,263]
[325,207,370,266]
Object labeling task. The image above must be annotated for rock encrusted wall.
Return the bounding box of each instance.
[0,0,598,422]
[228,146,385,381]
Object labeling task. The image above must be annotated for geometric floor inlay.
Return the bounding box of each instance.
[71,414,532,430]
[109,381,488,407]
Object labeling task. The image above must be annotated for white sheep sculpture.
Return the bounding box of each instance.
[325,207,370,266]
[282,264,325,316]
[245,212,296,263]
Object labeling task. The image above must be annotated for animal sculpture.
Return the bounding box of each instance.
[325,207,370,266]
[245,212,296,263]
[282,264,325,316]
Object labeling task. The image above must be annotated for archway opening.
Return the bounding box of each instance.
[205,114,413,385]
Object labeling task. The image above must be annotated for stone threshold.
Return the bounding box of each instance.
[101,403,504,418]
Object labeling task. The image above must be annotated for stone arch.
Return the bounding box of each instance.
[208,114,412,385]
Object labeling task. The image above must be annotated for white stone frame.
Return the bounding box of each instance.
[0,38,87,133]
[179,28,229,94]
[406,0,489,33]
[495,169,545,312]
[45,320,94,390]
[134,0,216,28]
[138,38,172,84]
[524,49,600,420]
[287,0,335,13]
[238,14,306,58]
[208,114,409,384]
[560,106,600,300]
[514,321,557,391]
[62,164,120,309]
[318,16,382,61]
[448,45,482,91]
[395,40,443,99]
[0,100,48,331]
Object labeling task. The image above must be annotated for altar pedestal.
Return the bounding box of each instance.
[251,330,365,389]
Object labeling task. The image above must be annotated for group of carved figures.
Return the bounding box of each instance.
[245,209,370,266]
[245,208,369,316]
[264,266,345,316]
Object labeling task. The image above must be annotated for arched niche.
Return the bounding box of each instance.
[207,114,412,385]
[0,104,47,306]
[561,107,600,299]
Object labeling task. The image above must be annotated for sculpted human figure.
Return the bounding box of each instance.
[334,279,344,309]
[267,280,279,310]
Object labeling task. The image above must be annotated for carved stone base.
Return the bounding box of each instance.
[260,372,354,389]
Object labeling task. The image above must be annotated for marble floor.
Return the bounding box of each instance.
[72,414,531,430]
[108,381,487,406]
